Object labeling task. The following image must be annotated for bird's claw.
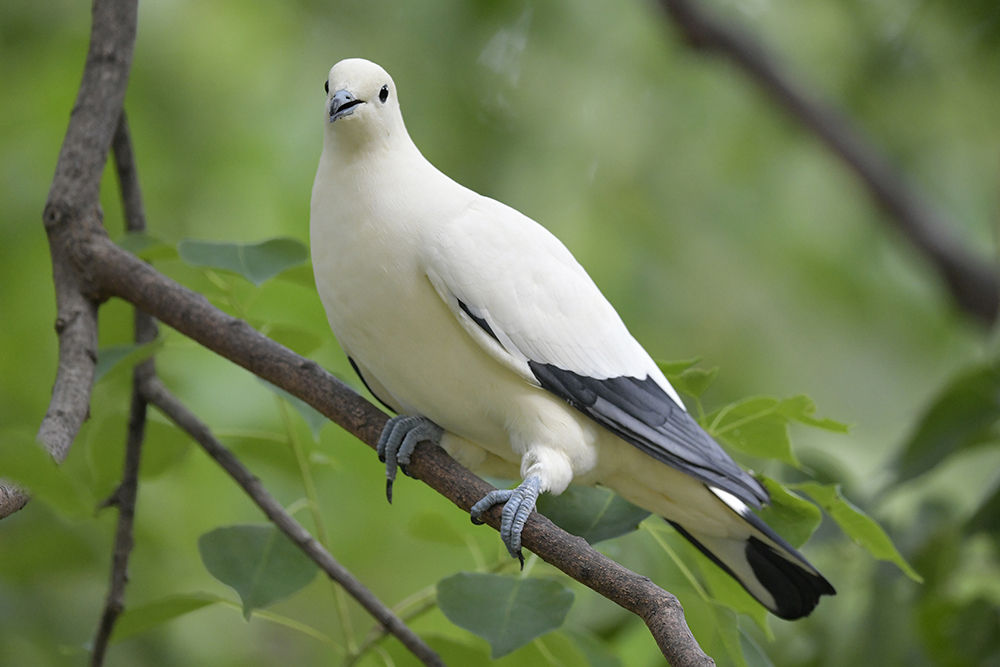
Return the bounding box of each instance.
[376,415,442,503]
[469,475,542,567]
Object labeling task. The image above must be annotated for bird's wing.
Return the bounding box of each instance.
[423,198,767,507]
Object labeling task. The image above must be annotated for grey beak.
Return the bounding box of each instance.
[329,89,364,122]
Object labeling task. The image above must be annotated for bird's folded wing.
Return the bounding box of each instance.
[422,198,767,507]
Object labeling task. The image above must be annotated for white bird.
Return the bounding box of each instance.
[310,58,834,619]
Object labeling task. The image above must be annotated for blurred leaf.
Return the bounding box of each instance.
[258,322,324,356]
[705,395,846,466]
[697,552,770,634]
[755,476,822,549]
[967,479,1000,540]
[115,232,179,261]
[658,358,718,399]
[275,264,318,288]
[95,339,163,383]
[563,629,622,667]
[256,378,326,440]
[422,635,492,665]
[682,596,747,667]
[657,358,701,376]
[198,524,318,619]
[916,596,1000,666]
[407,511,466,546]
[536,485,650,544]
[893,362,1000,484]
[675,366,719,399]
[793,482,922,582]
[177,238,308,286]
[111,592,223,642]
[0,435,93,517]
[85,415,191,500]
[739,628,776,667]
[436,573,573,658]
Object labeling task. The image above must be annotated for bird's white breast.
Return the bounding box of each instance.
[310,152,577,469]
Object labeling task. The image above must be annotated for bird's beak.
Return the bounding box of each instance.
[329,89,364,123]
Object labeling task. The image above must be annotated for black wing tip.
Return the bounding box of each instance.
[745,536,836,620]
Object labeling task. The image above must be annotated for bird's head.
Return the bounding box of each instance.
[322,58,404,153]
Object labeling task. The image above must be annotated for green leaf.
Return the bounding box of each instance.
[258,322,324,356]
[436,573,573,658]
[536,485,650,544]
[894,362,1000,484]
[793,482,922,582]
[116,232,179,261]
[967,479,1000,539]
[95,339,163,383]
[85,415,191,501]
[755,476,822,548]
[563,629,623,667]
[178,237,308,286]
[656,358,702,376]
[198,524,318,619]
[674,365,719,399]
[696,548,770,634]
[705,395,846,467]
[407,511,466,546]
[256,378,327,440]
[111,592,223,642]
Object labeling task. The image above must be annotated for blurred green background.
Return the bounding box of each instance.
[2,0,998,664]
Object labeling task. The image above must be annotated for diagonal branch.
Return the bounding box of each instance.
[90,112,156,666]
[80,236,713,666]
[657,0,999,325]
[139,376,444,667]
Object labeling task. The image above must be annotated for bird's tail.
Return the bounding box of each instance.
[666,502,835,619]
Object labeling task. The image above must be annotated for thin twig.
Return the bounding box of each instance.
[82,236,713,666]
[90,111,156,666]
[657,0,999,325]
[139,376,444,667]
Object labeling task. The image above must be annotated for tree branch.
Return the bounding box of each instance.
[139,376,444,667]
[39,0,137,458]
[1,0,140,522]
[657,0,999,325]
[90,112,155,666]
[80,236,713,665]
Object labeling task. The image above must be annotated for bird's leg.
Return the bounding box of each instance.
[469,475,542,566]
[376,415,443,503]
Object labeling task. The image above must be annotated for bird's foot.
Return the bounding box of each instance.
[377,415,442,503]
[470,475,542,567]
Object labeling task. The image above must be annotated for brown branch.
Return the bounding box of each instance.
[2,0,139,522]
[39,0,137,456]
[657,0,999,325]
[139,376,444,667]
[0,486,29,518]
[90,112,155,666]
[80,236,713,665]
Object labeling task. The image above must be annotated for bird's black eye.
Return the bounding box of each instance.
[324,80,329,94]
[379,84,389,103]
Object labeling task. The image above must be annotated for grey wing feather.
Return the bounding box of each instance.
[528,361,768,507]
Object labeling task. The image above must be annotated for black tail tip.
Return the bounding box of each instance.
[746,536,836,620]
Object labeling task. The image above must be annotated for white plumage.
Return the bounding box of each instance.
[311,58,833,618]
